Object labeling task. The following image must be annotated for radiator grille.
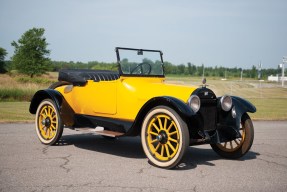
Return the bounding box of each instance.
[199,99,217,131]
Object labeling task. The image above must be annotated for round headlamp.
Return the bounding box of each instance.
[220,95,232,111]
[188,95,201,113]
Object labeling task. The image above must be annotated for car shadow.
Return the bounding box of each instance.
[58,133,260,170]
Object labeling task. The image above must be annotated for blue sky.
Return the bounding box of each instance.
[0,0,286,69]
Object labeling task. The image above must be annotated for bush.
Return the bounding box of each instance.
[15,76,55,84]
[0,88,35,101]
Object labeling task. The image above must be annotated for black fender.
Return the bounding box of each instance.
[232,96,256,114]
[126,96,194,136]
[215,96,256,142]
[29,89,75,127]
[232,96,256,128]
[29,89,63,114]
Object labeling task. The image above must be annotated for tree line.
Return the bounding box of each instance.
[0,27,284,79]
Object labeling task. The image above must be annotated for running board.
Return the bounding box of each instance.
[74,127,124,137]
[94,130,125,137]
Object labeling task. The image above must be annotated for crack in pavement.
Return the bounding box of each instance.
[42,146,49,155]
[59,155,72,173]
[257,157,287,169]
[263,152,287,159]
[136,165,152,174]
[137,166,168,179]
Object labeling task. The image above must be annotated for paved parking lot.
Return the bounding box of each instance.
[0,121,287,192]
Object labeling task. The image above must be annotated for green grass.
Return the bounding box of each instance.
[0,102,34,122]
[248,98,287,120]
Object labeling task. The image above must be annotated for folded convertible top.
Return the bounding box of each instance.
[58,69,120,85]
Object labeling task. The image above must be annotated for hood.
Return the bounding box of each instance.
[120,77,197,103]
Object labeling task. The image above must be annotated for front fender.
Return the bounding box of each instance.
[215,96,256,142]
[232,96,256,114]
[29,89,63,114]
[126,96,194,136]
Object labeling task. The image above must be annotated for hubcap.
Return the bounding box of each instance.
[157,130,168,144]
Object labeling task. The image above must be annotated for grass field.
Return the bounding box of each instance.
[0,73,287,122]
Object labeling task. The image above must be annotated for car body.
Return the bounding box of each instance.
[30,47,256,168]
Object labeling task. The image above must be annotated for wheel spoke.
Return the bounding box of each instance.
[46,128,50,138]
[163,118,167,130]
[40,113,46,118]
[234,139,240,145]
[152,123,160,133]
[169,137,178,144]
[167,141,176,152]
[230,141,233,149]
[165,144,170,158]
[168,131,177,136]
[154,143,160,153]
[157,117,163,130]
[149,131,158,136]
[160,144,164,156]
[51,124,56,130]
[151,139,158,144]
[166,122,174,132]
[44,108,48,116]
[48,107,51,116]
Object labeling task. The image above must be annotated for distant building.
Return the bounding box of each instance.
[268,75,287,82]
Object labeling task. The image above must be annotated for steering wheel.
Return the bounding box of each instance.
[131,63,152,75]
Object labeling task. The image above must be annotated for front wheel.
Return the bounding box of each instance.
[210,113,254,159]
[141,106,189,169]
[35,99,64,145]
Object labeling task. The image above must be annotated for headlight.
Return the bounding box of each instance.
[220,95,232,111]
[188,95,201,113]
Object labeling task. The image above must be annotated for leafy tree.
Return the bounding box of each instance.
[0,47,8,73]
[11,28,51,77]
[177,64,185,74]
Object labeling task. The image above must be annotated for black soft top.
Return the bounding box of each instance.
[58,69,120,85]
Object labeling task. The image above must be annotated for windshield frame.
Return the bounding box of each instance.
[115,47,165,77]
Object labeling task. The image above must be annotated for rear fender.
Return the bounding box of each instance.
[29,89,63,114]
[29,89,75,127]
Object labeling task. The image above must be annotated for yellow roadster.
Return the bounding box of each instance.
[30,47,256,168]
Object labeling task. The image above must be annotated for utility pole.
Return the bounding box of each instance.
[282,56,287,87]
[202,63,205,79]
[240,69,243,81]
[258,61,262,80]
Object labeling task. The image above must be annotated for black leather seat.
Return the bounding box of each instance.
[58,69,120,85]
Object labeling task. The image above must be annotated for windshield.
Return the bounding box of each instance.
[116,48,164,76]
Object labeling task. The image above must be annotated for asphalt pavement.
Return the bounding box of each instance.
[0,121,287,192]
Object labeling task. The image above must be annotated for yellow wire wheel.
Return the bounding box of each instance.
[210,114,254,159]
[141,106,189,169]
[35,99,64,145]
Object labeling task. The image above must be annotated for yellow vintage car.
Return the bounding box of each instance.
[29,47,256,169]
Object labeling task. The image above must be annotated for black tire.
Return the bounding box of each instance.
[210,113,254,159]
[35,99,64,145]
[141,106,189,169]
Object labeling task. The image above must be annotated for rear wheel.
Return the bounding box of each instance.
[35,99,64,145]
[141,106,189,169]
[210,113,254,159]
